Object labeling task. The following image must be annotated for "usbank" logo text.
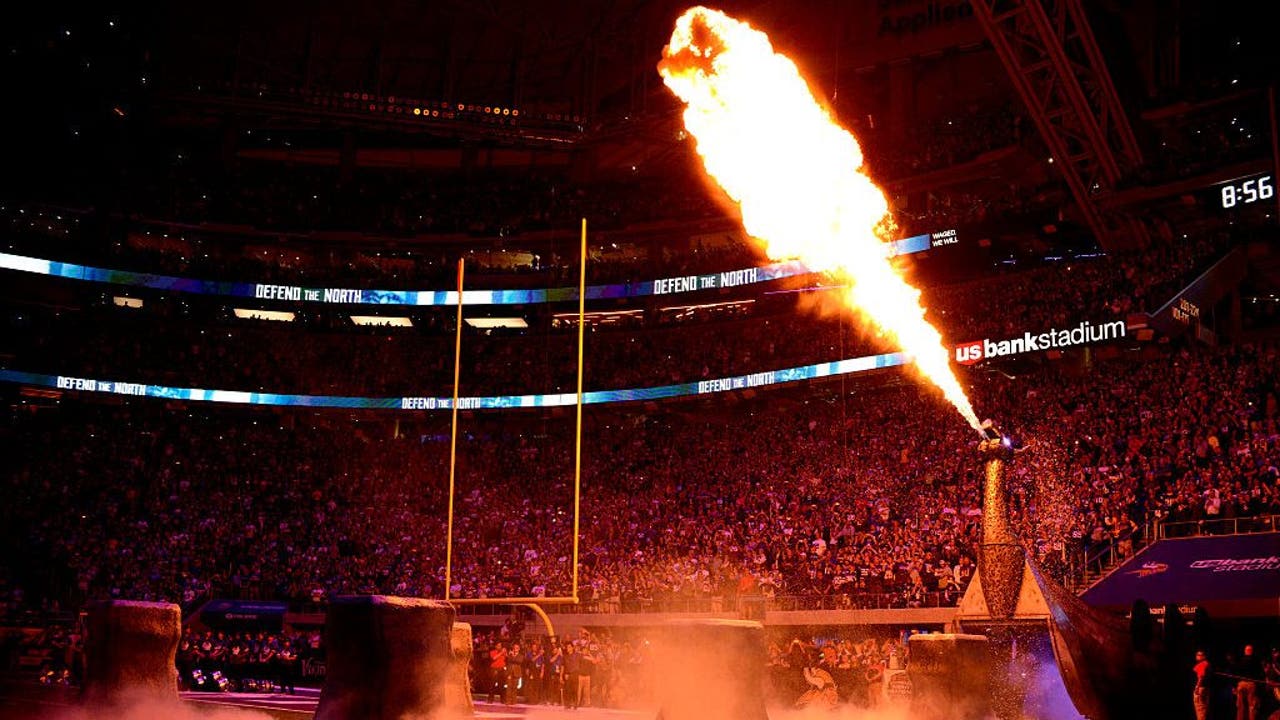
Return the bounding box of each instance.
[954,319,1126,365]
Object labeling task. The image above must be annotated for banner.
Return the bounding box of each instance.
[0,229,954,307]
[1,352,910,412]
[1082,533,1280,616]
[199,600,289,631]
[1147,248,1247,339]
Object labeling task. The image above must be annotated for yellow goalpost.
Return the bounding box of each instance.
[442,220,589,635]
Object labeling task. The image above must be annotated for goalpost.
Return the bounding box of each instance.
[442,220,589,635]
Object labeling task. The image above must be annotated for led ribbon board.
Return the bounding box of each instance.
[0,231,947,307]
[0,352,908,411]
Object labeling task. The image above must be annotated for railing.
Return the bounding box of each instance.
[446,590,963,618]
[762,591,961,612]
[1063,514,1280,591]
[0,608,78,629]
[1153,514,1279,539]
[1065,521,1156,591]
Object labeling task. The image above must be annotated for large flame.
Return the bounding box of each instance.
[659,6,982,432]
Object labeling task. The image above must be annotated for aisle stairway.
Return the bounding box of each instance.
[1073,524,1152,594]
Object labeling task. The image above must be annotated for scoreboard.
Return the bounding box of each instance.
[1213,171,1274,210]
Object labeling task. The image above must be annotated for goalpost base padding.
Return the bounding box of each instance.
[654,618,769,720]
[314,596,472,720]
[82,600,181,707]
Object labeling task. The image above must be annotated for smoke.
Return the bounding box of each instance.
[525,709,654,720]
[1018,661,1085,720]
[774,705,919,720]
[33,693,275,720]
[778,687,998,720]
[524,700,973,720]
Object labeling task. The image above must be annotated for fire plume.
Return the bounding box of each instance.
[659,6,982,432]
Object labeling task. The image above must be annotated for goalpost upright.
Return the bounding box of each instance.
[443,220,589,633]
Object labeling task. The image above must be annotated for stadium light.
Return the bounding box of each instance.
[463,317,527,329]
[234,308,295,322]
[351,315,412,327]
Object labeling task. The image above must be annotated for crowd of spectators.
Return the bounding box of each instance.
[893,182,1059,232]
[6,12,1278,715]
[1,335,1276,616]
[1,158,1277,697]
[12,615,1280,718]
[2,199,1273,619]
[6,610,914,712]
[113,161,724,240]
[3,225,1244,401]
[2,186,1023,293]
[929,229,1241,342]
[0,202,762,290]
[4,177,1059,294]
[0,100,1053,294]
[855,103,1026,181]
[3,298,870,397]
[1140,96,1272,183]
[471,623,653,709]
[468,624,912,711]
[174,627,314,693]
[87,100,1030,241]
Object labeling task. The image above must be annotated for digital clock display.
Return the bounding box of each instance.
[1218,172,1274,209]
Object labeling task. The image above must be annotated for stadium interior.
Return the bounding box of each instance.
[0,1,1278,719]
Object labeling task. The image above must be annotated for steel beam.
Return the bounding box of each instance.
[972,0,1146,249]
